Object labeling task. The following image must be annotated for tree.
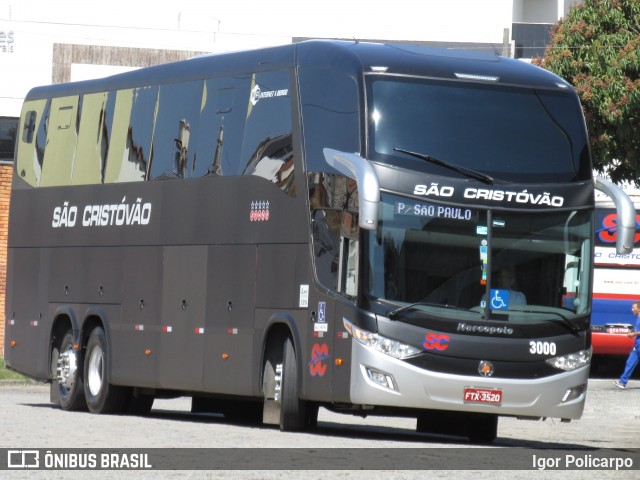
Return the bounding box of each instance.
[532,0,640,185]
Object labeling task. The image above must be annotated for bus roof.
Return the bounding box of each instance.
[24,39,573,101]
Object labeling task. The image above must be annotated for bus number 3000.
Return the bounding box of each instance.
[529,341,557,356]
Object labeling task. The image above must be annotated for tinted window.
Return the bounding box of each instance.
[40,96,79,186]
[242,70,294,195]
[367,76,589,183]
[150,81,204,179]
[104,86,157,182]
[299,67,360,174]
[313,208,341,291]
[73,91,111,184]
[15,100,48,186]
[194,76,250,178]
[0,116,18,161]
[34,99,51,184]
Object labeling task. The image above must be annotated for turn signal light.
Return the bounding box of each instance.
[145,349,152,356]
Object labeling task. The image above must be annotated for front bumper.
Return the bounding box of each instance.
[349,339,589,420]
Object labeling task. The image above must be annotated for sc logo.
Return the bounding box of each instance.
[597,213,640,244]
[423,333,450,351]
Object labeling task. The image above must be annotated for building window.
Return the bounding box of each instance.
[512,23,553,59]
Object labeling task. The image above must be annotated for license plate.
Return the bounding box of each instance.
[463,387,502,405]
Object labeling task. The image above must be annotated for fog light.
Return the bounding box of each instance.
[366,367,396,391]
[561,384,586,403]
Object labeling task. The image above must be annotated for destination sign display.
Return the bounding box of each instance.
[394,201,475,221]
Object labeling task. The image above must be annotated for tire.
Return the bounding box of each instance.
[279,336,307,431]
[123,389,155,416]
[83,327,127,414]
[54,331,86,411]
[262,335,308,431]
[417,410,498,444]
[466,414,498,444]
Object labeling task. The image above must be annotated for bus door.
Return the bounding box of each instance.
[305,288,335,402]
[308,208,360,402]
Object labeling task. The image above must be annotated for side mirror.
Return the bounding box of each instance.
[595,177,636,254]
[323,148,380,231]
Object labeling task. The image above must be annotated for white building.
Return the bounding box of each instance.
[0,0,582,117]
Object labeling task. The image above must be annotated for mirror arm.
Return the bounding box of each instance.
[323,148,380,230]
[595,177,636,254]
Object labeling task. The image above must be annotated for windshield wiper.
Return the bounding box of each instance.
[388,301,466,319]
[508,308,580,334]
[394,147,494,184]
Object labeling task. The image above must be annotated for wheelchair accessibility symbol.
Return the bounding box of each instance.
[490,289,509,310]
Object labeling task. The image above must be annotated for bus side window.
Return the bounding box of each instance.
[21,111,36,144]
[40,96,79,187]
[339,210,359,298]
[16,100,48,186]
[104,86,157,183]
[194,77,249,178]
[310,173,360,298]
[73,92,111,185]
[241,69,294,195]
[149,81,203,179]
[298,67,360,174]
[313,208,341,292]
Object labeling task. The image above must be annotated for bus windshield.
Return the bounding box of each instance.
[365,193,593,323]
[366,76,590,184]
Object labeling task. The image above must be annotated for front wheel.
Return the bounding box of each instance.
[262,335,307,431]
[417,410,498,444]
[83,327,127,414]
[466,414,498,444]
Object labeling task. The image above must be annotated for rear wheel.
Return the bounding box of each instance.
[83,327,127,414]
[54,331,86,410]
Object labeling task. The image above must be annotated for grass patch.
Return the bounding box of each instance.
[0,357,28,381]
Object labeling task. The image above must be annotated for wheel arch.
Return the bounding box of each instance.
[79,308,112,373]
[49,307,79,379]
[259,313,303,393]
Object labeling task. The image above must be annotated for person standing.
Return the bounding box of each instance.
[613,302,640,389]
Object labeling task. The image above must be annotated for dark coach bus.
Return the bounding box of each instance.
[4,40,635,443]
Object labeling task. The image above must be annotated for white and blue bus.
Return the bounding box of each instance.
[4,40,635,443]
[591,191,640,357]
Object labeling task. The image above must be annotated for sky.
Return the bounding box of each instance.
[0,0,513,47]
[0,0,514,115]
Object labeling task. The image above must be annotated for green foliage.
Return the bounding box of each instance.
[0,357,27,381]
[532,0,640,184]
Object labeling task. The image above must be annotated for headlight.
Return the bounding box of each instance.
[545,348,591,371]
[343,319,420,359]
